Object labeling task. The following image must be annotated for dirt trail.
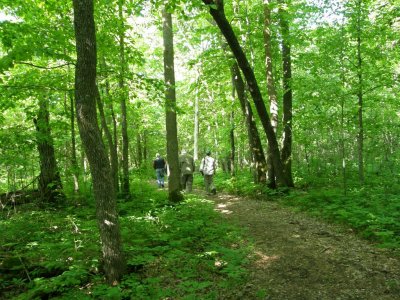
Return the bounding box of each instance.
[211,193,400,300]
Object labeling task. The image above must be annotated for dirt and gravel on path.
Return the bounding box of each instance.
[210,192,400,300]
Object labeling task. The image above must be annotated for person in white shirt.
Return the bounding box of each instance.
[199,150,216,195]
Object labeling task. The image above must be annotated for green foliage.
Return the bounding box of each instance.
[215,171,400,253]
[283,188,400,251]
[214,172,287,198]
[0,180,250,299]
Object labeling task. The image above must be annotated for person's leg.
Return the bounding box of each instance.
[186,174,193,192]
[210,175,216,194]
[160,169,165,187]
[156,169,162,187]
[180,174,187,191]
[204,175,211,193]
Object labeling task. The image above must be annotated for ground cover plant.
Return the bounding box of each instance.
[0,179,251,299]
[215,172,400,255]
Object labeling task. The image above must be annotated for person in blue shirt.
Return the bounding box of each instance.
[153,153,166,188]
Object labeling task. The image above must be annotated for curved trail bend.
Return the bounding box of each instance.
[210,192,400,300]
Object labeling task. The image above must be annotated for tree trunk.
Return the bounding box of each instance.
[162,8,182,202]
[100,57,119,192]
[72,0,125,284]
[193,82,200,161]
[263,0,278,188]
[356,0,364,184]
[69,93,80,193]
[97,86,119,193]
[203,0,288,186]
[143,130,147,161]
[118,0,130,196]
[229,81,235,176]
[229,109,235,176]
[278,0,294,187]
[34,98,64,203]
[339,26,347,195]
[231,62,267,183]
[110,102,119,192]
[136,132,143,168]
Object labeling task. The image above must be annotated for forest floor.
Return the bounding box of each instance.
[202,191,400,300]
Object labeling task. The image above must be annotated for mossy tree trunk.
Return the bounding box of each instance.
[278,0,294,187]
[72,0,125,284]
[231,62,267,183]
[34,98,65,203]
[162,7,182,202]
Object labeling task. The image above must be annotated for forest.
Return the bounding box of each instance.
[0,0,399,299]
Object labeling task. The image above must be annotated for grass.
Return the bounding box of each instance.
[0,178,251,299]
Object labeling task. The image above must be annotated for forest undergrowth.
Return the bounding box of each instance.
[0,178,251,299]
[215,172,400,254]
[1,173,400,299]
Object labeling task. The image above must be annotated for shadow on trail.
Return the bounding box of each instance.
[205,191,400,300]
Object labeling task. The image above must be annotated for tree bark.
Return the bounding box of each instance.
[34,98,64,203]
[231,62,267,183]
[356,0,364,184]
[193,80,200,161]
[72,0,125,284]
[229,109,235,176]
[136,132,143,168]
[162,8,182,202]
[203,0,288,186]
[118,0,130,196]
[69,93,80,193]
[96,86,119,193]
[339,26,347,195]
[263,0,278,188]
[143,130,147,161]
[278,0,294,187]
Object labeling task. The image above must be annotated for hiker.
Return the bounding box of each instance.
[199,150,216,195]
[153,153,166,188]
[179,149,195,192]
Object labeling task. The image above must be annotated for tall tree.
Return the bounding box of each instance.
[193,82,200,161]
[231,62,267,183]
[278,0,294,187]
[355,0,364,184]
[69,92,80,193]
[72,0,125,284]
[202,0,290,187]
[162,7,182,202]
[118,0,130,196]
[34,98,64,203]
[263,0,279,188]
[96,84,119,193]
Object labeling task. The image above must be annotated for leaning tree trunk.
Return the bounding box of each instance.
[231,62,267,183]
[34,98,65,203]
[118,0,130,196]
[72,0,125,284]
[100,57,119,192]
[162,8,182,202]
[203,0,289,186]
[96,85,119,194]
[278,0,294,187]
[263,0,278,188]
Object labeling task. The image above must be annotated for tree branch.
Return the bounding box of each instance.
[15,61,75,69]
